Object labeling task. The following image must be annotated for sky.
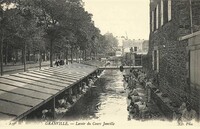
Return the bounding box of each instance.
[83,0,150,40]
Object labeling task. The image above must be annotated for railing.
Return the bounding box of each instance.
[99,65,143,70]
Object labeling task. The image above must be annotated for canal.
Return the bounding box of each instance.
[63,69,128,121]
[63,68,165,122]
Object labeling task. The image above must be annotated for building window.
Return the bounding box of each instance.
[154,8,157,31]
[134,47,137,52]
[156,4,159,29]
[152,11,154,31]
[190,49,200,86]
[168,0,172,21]
[152,50,159,72]
[161,0,164,26]
[163,0,168,23]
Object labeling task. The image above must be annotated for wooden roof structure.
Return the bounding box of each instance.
[0,63,97,121]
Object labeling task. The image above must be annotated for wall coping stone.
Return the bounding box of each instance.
[179,30,200,41]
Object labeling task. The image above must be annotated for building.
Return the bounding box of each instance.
[122,39,148,54]
[148,0,200,117]
[142,40,149,54]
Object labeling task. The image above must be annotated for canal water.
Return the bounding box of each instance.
[63,60,165,123]
[63,69,129,121]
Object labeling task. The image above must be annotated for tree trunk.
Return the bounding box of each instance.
[5,42,8,66]
[21,49,24,64]
[90,50,92,60]
[27,50,30,61]
[76,49,78,62]
[79,50,81,63]
[44,51,47,61]
[84,49,87,61]
[23,42,26,72]
[95,51,98,60]
[65,48,68,65]
[70,47,73,64]
[50,40,53,67]
[81,50,83,61]
[33,51,36,62]
[39,50,42,69]
[15,49,18,62]
[0,35,3,76]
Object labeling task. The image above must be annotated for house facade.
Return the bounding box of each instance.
[148,0,200,116]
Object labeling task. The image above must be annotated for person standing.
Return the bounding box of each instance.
[181,103,197,124]
[145,78,152,103]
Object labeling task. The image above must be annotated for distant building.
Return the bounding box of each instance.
[122,39,148,55]
[147,0,200,117]
[142,40,149,54]
[115,46,123,57]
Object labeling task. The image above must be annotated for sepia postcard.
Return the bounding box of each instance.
[0,0,200,129]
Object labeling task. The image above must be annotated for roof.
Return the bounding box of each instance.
[0,63,97,122]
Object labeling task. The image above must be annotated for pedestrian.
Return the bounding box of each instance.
[127,76,137,90]
[145,78,152,103]
[119,65,124,72]
[181,103,197,124]
[58,98,67,108]
[88,78,94,87]
[133,69,139,79]
[127,102,139,120]
[135,101,148,119]
[173,96,189,125]
[12,57,16,65]
[138,71,146,85]
[55,60,59,66]
[42,109,52,120]
[82,82,88,93]
[123,76,128,90]
[127,94,133,106]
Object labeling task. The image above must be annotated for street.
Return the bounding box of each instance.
[1,61,50,75]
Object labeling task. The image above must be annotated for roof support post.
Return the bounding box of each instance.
[52,97,56,119]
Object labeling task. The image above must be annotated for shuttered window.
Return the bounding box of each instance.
[168,0,172,21]
[190,49,200,86]
[156,4,159,29]
[154,8,157,31]
[161,0,164,26]
[152,11,154,31]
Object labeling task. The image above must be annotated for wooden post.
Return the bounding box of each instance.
[52,97,56,119]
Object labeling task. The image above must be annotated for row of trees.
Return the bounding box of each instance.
[0,0,118,75]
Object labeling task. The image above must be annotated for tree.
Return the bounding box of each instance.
[104,33,118,53]
[0,0,106,75]
[95,33,119,58]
